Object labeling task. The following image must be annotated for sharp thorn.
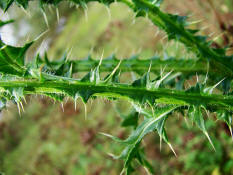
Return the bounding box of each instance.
[42,10,49,28]
[84,103,87,120]
[204,131,216,151]
[168,143,177,157]
[61,103,64,112]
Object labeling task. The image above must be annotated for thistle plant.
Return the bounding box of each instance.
[0,0,232,174]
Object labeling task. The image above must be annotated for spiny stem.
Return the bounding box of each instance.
[0,79,232,111]
[47,55,209,75]
[3,0,233,78]
[130,0,233,77]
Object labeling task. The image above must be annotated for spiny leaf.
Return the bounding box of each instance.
[188,105,215,150]
[0,41,33,76]
[104,105,179,173]
[217,111,233,138]
[3,87,25,114]
[132,103,176,153]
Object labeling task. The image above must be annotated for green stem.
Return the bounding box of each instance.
[131,0,233,77]
[0,79,232,111]
[49,56,207,75]
[2,0,233,77]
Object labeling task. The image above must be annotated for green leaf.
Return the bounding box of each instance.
[0,19,14,27]
[15,0,29,8]
[120,109,139,128]
[0,0,13,11]
[0,41,33,75]
[217,111,233,137]
[132,72,150,88]
[189,106,215,150]
[76,89,94,104]
[104,105,179,173]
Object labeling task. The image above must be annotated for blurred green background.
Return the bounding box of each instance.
[0,0,233,174]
